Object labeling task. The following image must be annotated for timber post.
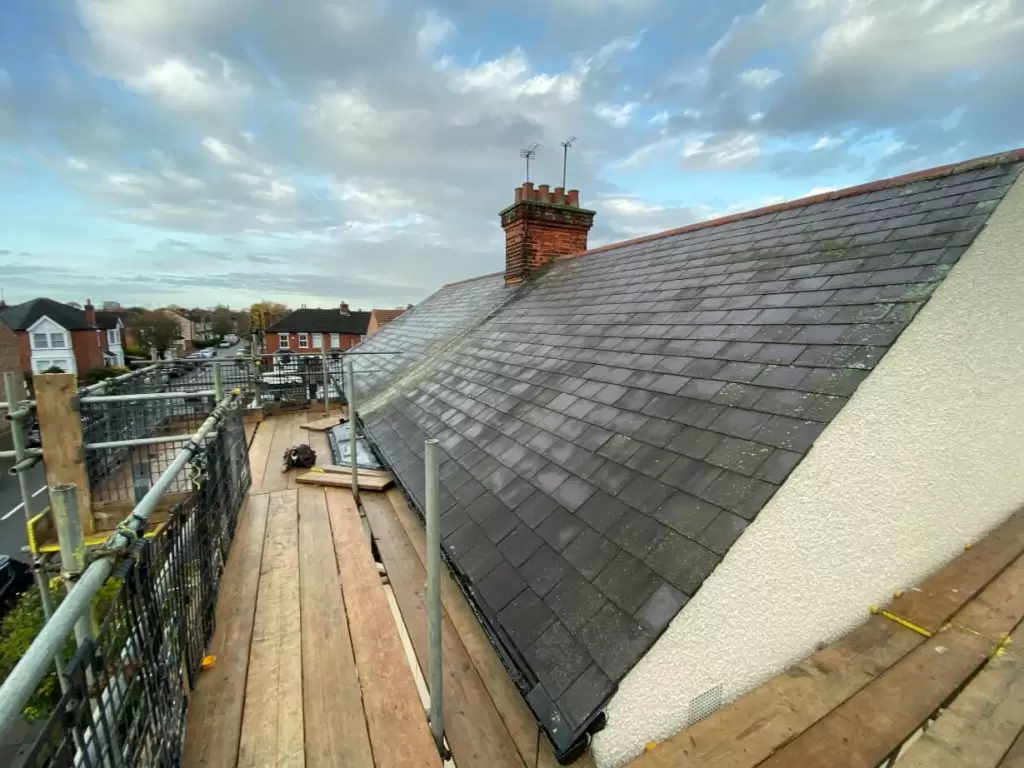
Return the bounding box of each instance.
[33,373,94,535]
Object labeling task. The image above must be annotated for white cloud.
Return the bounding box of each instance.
[202,136,242,164]
[594,102,638,126]
[448,48,582,103]
[416,10,455,54]
[681,133,761,168]
[812,134,842,149]
[739,67,782,89]
[122,55,250,113]
[602,197,665,215]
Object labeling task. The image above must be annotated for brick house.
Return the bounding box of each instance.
[0,298,110,376]
[367,306,411,337]
[0,317,20,435]
[265,303,371,354]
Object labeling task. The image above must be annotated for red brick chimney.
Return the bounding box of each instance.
[340,302,350,316]
[500,183,596,285]
[84,299,96,326]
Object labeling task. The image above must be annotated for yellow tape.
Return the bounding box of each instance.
[942,623,1015,656]
[870,605,933,638]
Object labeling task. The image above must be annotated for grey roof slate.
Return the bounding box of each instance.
[94,311,122,330]
[0,298,95,331]
[351,157,1023,754]
[266,307,371,334]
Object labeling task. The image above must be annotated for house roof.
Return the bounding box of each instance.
[348,150,1024,753]
[267,308,371,334]
[94,311,121,330]
[0,298,95,331]
[371,307,408,325]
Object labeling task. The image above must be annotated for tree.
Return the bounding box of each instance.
[250,301,289,329]
[211,305,235,337]
[133,310,181,357]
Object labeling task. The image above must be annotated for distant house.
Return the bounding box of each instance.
[0,298,110,375]
[186,309,215,342]
[95,312,126,367]
[160,309,195,353]
[0,317,19,435]
[367,306,411,337]
[266,303,371,354]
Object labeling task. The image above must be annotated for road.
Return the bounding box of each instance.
[0,432,46,563]
[0,344,242,563]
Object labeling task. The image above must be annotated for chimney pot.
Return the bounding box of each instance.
[537,184,550,202]
[522,181,535,201]
[567,189,580,207]
[340,302,350,315]
[514,186,524,203]
[553,187,566,204]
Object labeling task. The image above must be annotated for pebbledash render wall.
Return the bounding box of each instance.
[592,173,1024,767]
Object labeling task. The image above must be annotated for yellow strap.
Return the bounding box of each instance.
[870,605,933,638]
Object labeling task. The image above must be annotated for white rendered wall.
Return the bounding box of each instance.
[592,174,1024,768]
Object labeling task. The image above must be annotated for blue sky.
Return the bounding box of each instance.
[1,0,1021,310]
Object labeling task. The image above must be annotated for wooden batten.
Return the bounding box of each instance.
[295,469,393,491]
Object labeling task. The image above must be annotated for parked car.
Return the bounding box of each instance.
[27,420,41,448]
[0,555,35,625]
[218,339,232,348]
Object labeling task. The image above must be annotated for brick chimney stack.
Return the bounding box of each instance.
[84,299,96,326]
[500,183,596,285]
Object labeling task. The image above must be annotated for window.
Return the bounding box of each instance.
[329,333,338,348]
[33,359,67,374]
[107,329,119,345]
[32,333,49,349]
[278,333,290,349]
[298,333,309,349]
[313,333,323,348]
[50,333,66,348]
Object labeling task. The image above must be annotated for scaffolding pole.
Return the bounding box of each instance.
[344,357,358,503]
[424,438,444,754]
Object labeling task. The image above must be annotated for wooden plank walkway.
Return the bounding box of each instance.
[183,411,560,768]
[631,507,1024,768]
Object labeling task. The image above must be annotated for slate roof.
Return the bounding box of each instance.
[267,307,371,335]
[0,298,95,331]
[349,152,1024,756]
[94,311,122,330]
